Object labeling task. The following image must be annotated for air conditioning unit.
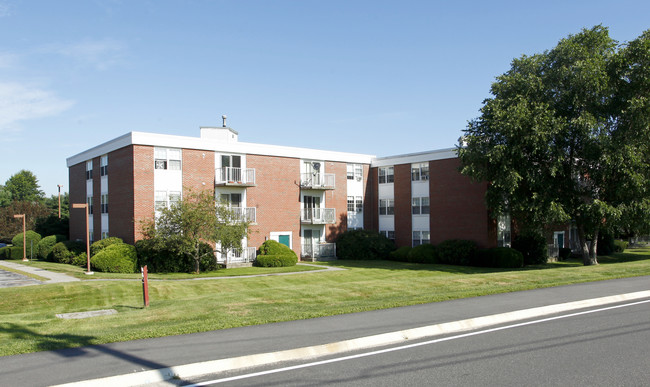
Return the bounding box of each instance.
[312,162,321,171]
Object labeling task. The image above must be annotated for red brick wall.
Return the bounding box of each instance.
[182,149,215,194]
[68,162,86,242]
[325,161,348,242]
[132,145,155,242]
[246,154,301,255]
[429,158,492,247]
[393,164,412,247]
[366,167,378,231]
[108,146,137,244]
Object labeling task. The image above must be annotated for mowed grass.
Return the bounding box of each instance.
[2,248,650,356]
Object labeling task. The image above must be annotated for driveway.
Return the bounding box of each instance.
[0,260,80,287]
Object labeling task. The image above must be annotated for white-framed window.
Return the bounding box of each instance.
[86,196,93,215]
[100,194,108,214]
[411,163,429,181]
[86,160,93,180]
[154,148,182,170]
[412,230,430,247]
[348,196,364,212]
[379,199,394,215]
[378,166,394,184]
[497,214,512,247]
[155,190,182,211]
[100,155,108,176]
[380,230,395,242]
[101,231,109,240]
[348,164,363,181]
[412,197,430,215]
[347,165,354,180]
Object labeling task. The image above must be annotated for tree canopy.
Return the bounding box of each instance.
[3,170,45,203]
[458,26,650,265]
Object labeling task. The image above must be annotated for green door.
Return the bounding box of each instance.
[278,235,290,248]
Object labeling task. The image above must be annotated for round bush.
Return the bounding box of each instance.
[474,247,523,268]
[614,240,628,253]
[90,243,138,273]
[408,244,438,264]
[259,240,297,258]
[90,237,124,257]
[37,234,67,260]
[255,254,298,267]
[512,231,548,265]
[336,229,395,260]
[0,246,10,259]
[50,241,85,264]
[12,231,42,258]
[388,246,412,262]
[437,239,478,266]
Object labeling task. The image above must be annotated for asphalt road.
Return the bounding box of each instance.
[1,276,649,386]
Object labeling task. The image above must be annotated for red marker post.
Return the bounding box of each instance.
[141,265,150,307]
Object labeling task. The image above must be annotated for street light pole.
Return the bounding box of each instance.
[71,203,93,275]
[13,214,26,261]
[57,185,63,219]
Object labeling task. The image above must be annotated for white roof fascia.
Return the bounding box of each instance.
[67,131,376,167]
[371,148,457,167]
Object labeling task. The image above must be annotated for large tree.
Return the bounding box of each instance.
[141,188,250,273]
[4,170,45,203]
[458,26,650,265]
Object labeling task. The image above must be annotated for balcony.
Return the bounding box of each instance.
[217,247,257,267]
[216,167,256,187]
[301,208,335,224]
[230,207,256,223]
[301,242,336,261]
[300,173,335,190]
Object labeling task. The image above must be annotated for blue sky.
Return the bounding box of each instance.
[1,0,648,196]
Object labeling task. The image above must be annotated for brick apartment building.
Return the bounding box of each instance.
[67,122,513,265]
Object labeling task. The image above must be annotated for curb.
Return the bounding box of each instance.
[53,290,650,387]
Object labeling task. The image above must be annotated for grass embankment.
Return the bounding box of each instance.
[1,249,650,356]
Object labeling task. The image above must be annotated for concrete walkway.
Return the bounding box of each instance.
[0,260,80,286]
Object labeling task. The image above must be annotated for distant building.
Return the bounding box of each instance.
[67,121,515,265]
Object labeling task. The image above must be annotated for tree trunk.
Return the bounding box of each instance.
[577,224,599,266]
[194,243,201,274]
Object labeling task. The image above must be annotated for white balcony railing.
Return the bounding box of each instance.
[216,167,256,186]
[217,247,257,264]
[300,173,335,189]
[301,242,336,259]
[301,208,335,224]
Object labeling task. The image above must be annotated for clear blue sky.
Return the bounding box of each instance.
[1,0,648,196]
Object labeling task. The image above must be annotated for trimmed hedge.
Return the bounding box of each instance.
[90,243,138,273]
[336,229,395,260]
[10,246,25,260]
[614,240,628,253]
[474,247,523,268]
[408,244,438,264]
[512,231,548,265]
[0,246,10,259]
[11,231,42,258]
[37,234,67,260]
[255,254,298,267]
[135,237,216,273]
[50,241,85,264]
[437,239,477,266]
[90,237,124,257]
[388,246,412,262]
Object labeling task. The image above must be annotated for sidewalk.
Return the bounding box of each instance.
[0,260,80,285]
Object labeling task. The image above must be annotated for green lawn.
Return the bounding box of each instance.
[2,249,650,356]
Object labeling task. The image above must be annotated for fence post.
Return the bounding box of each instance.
[141,265,150,307]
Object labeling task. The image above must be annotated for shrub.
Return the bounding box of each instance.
[0,246,10,259]
[135,237,216,273]
[408,244,438,264]
[72,252,88,268]
[50,241,85,264]
[91,243,138,273]
[10,246,26,259]
[614,240,628,253]
[90,237,124,257]
[512,231,548,265]
[255,254,298,267]
[474,247,523,268]
[37,235,67,260]
[335,229,395,260]
[437,239,478,266]
[559,247,572,260]
[597,232,615,256]
[388,246,412,262]
[11,231,42,258]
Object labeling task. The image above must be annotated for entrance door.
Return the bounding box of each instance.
[554,232,565,248]
[303,229,321,257]
[222,155,242,181]
[278,235,290,248]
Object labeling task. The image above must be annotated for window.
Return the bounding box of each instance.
[169,191,181,206]
[86,160,93,180]
[380,230,395,242]
[379,199,394,215]
[356,196,363,212]
[348,164,363,181]
[101,231,109,240]
[378,166,394,184]
[155,148,182,170]
[101,194,108,214]
[86,196,93,215]
[348,196,364,212]
[100,155,108,176]
[347,165,354,180]
[347,196,355,212]
[497,214,511,247]
[220,193,242,207]
[412,197,430,215]
[413,230,430,247]
[411,163,429,181]
[156,191,182,211]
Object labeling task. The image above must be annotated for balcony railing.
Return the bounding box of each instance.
[300,173,335,190]
[301,242,336,260]
[216,167,256,186]
[217,247,257,265]
[229,207,256,223]
[301,208,335,224]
